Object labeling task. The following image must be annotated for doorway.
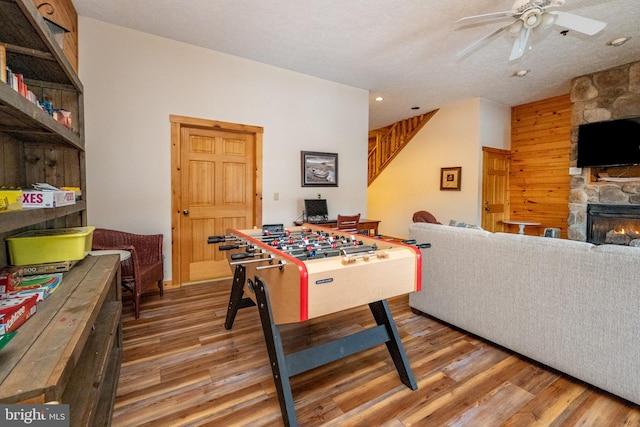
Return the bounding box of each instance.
[170,115,263,286]
[481,147,510,232]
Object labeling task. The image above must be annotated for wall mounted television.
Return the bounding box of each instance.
[577,117,640,168]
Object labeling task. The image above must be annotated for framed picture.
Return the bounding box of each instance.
[301,151,338,187]
[440,166,461,191]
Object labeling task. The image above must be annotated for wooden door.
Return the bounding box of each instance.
[171,116,263,286]
[481,147,510,232]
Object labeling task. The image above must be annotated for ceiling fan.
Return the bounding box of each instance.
[456,0,607,61]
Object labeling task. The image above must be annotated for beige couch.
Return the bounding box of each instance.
[408,222,640,405]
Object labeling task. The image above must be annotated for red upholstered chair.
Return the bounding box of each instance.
[92,228,164,319]
[336,213,361,233]
[412,210,441,224]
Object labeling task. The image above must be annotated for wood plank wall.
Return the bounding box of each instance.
[32,0,79,72]
[510,94,572,238]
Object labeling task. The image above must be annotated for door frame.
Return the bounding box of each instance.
[170,115,263,288]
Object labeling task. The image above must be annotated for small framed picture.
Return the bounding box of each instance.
[440,167,461,191]
[301,151,338,187]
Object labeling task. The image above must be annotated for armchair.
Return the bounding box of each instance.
[92,228,164,319]
[412,210,441,224]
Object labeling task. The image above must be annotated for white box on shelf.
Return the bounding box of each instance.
[22,190,76,208]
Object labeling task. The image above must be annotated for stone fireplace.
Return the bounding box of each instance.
[586,204,640,246]
[567,60,640,241]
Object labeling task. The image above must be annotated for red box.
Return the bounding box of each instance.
[0,295,37,334]
[0,267,23,294]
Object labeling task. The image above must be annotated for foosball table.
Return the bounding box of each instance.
[209,224,429,426]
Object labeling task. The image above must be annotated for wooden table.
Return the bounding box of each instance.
[294,218,381,235]
[502,220,541,235]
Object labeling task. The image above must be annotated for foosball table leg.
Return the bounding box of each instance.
[369,300,418,390]
[224,265,255,330]
[253,276,298,427]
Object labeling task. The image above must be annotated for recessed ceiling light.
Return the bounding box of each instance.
[513,69,530,77]
[607,37,630,47]
[374,96,384,102]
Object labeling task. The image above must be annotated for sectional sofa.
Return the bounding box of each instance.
[408,222,640,405]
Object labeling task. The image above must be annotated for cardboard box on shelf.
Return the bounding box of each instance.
[6,273,63,302]
[22,190,75,208]
[0,295,38,334]
[0,189,22,212]
[21,260,77,275]
[0,267,24,294]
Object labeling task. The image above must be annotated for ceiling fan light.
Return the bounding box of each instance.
[541,13,556,28]
[508,20,523,37]
[525,14,539,28]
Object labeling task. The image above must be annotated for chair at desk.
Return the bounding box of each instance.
[336,213,361,233]
[92,228,164,319]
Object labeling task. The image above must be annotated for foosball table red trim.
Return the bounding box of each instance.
[227,224,422,324]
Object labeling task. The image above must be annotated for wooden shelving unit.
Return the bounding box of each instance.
[0,2,122,424]
[0,0,86,266]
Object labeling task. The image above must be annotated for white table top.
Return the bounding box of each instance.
[89,249,131,261]
[501,220,541,226]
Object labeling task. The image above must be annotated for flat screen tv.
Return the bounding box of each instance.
[577,117,640,168]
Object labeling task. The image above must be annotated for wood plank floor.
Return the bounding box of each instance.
[112,280,640,426]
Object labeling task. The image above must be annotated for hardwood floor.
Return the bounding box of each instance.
[113,280,640,426]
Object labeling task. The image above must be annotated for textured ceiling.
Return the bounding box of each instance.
[71,0,640,130]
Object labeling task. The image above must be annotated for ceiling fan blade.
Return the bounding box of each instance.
[456,10,515,24]
[551,11,606,35]
[509,27,531,61]
[457,25,510,57]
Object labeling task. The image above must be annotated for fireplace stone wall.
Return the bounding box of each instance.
[567,60,640,241]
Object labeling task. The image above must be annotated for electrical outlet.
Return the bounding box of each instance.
[569,167,582,175]
[274,192,279,201]
[317,193,321,199]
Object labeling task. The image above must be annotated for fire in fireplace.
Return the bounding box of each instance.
[586,204,640,246]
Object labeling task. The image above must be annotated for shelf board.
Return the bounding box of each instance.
[0,200,86,234]
[0,83,82,148]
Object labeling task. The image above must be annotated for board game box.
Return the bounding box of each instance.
[0,295,37,334]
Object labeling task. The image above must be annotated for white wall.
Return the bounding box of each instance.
[79,18,369,281]
[367,98,510,239]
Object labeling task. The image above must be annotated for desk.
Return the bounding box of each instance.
[502,220,541,235]
[294,218,381,235]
